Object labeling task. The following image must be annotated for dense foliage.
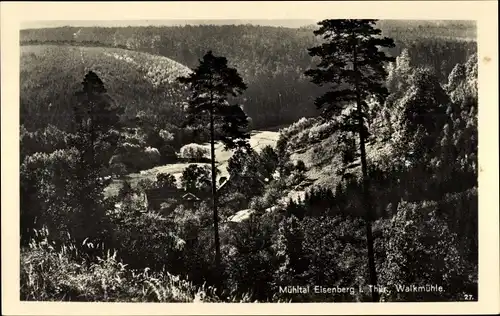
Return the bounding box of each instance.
[20,21,477,302]
[21,21,476,129]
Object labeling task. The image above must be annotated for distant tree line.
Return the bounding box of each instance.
[21,23,476,129]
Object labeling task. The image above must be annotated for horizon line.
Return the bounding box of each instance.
[20,19,476,30]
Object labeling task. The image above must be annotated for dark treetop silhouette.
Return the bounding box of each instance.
[305,19,395,302]
[177,51,250,294]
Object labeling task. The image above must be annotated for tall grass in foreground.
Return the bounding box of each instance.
[20,227,222,302]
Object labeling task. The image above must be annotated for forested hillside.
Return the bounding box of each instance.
[21,45,190,132]
[21,21,477,129]
[20,20,478,303]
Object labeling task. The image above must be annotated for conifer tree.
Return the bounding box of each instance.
[72,71,123,244]
[273,215,307,296]
[305,19,395,302]
[73,71,123,167]
[177,51,250,293]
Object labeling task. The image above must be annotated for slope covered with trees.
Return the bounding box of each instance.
[20,20,478,303]
[21,21,476,129]
[268,49,478,301]
[21,45,190,132]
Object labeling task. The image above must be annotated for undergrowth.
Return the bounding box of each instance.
[20,227,221,302]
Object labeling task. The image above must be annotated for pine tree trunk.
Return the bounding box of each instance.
[209,97,222,295]
[353,39,379,302]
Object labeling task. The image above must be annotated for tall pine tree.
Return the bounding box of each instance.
[305,19,395,302]
[72,71,123,244]
[177,51,250,294]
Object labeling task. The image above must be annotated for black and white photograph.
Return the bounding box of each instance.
[1,1,499,314]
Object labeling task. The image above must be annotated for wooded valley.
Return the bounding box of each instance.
[20,20,478,303]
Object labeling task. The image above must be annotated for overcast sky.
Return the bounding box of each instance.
[21,19,318,30]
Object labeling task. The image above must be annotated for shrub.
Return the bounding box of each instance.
[171,203,218,286]
[136,178,156,192]
[112,211,185,271]
[227,147,267,198]
[110,162,128,177]
[159,129,175,142]
[307,132,345,168]
[179,143,209,162]
[282,118,335,152]
[180,164,212,194]
[114,145,162,171]
[258,145,279,180]
[156,173,177,189]
[159,143,178,163]
[308,120,336,143]
[294,130,310,148]
[224,215,276,301]
[295,160,307,173]
[127,148,160,170]
[379,200,472,301]
[144,146,161,163]
[219,191,249,216]
[249,180,286,212]
[299,216,365,302]
[21,148,83,244]
[271,215,308,300]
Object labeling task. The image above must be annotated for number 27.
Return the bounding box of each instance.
[464,294,474,300]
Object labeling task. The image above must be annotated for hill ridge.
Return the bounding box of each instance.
[21,44,191,132]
